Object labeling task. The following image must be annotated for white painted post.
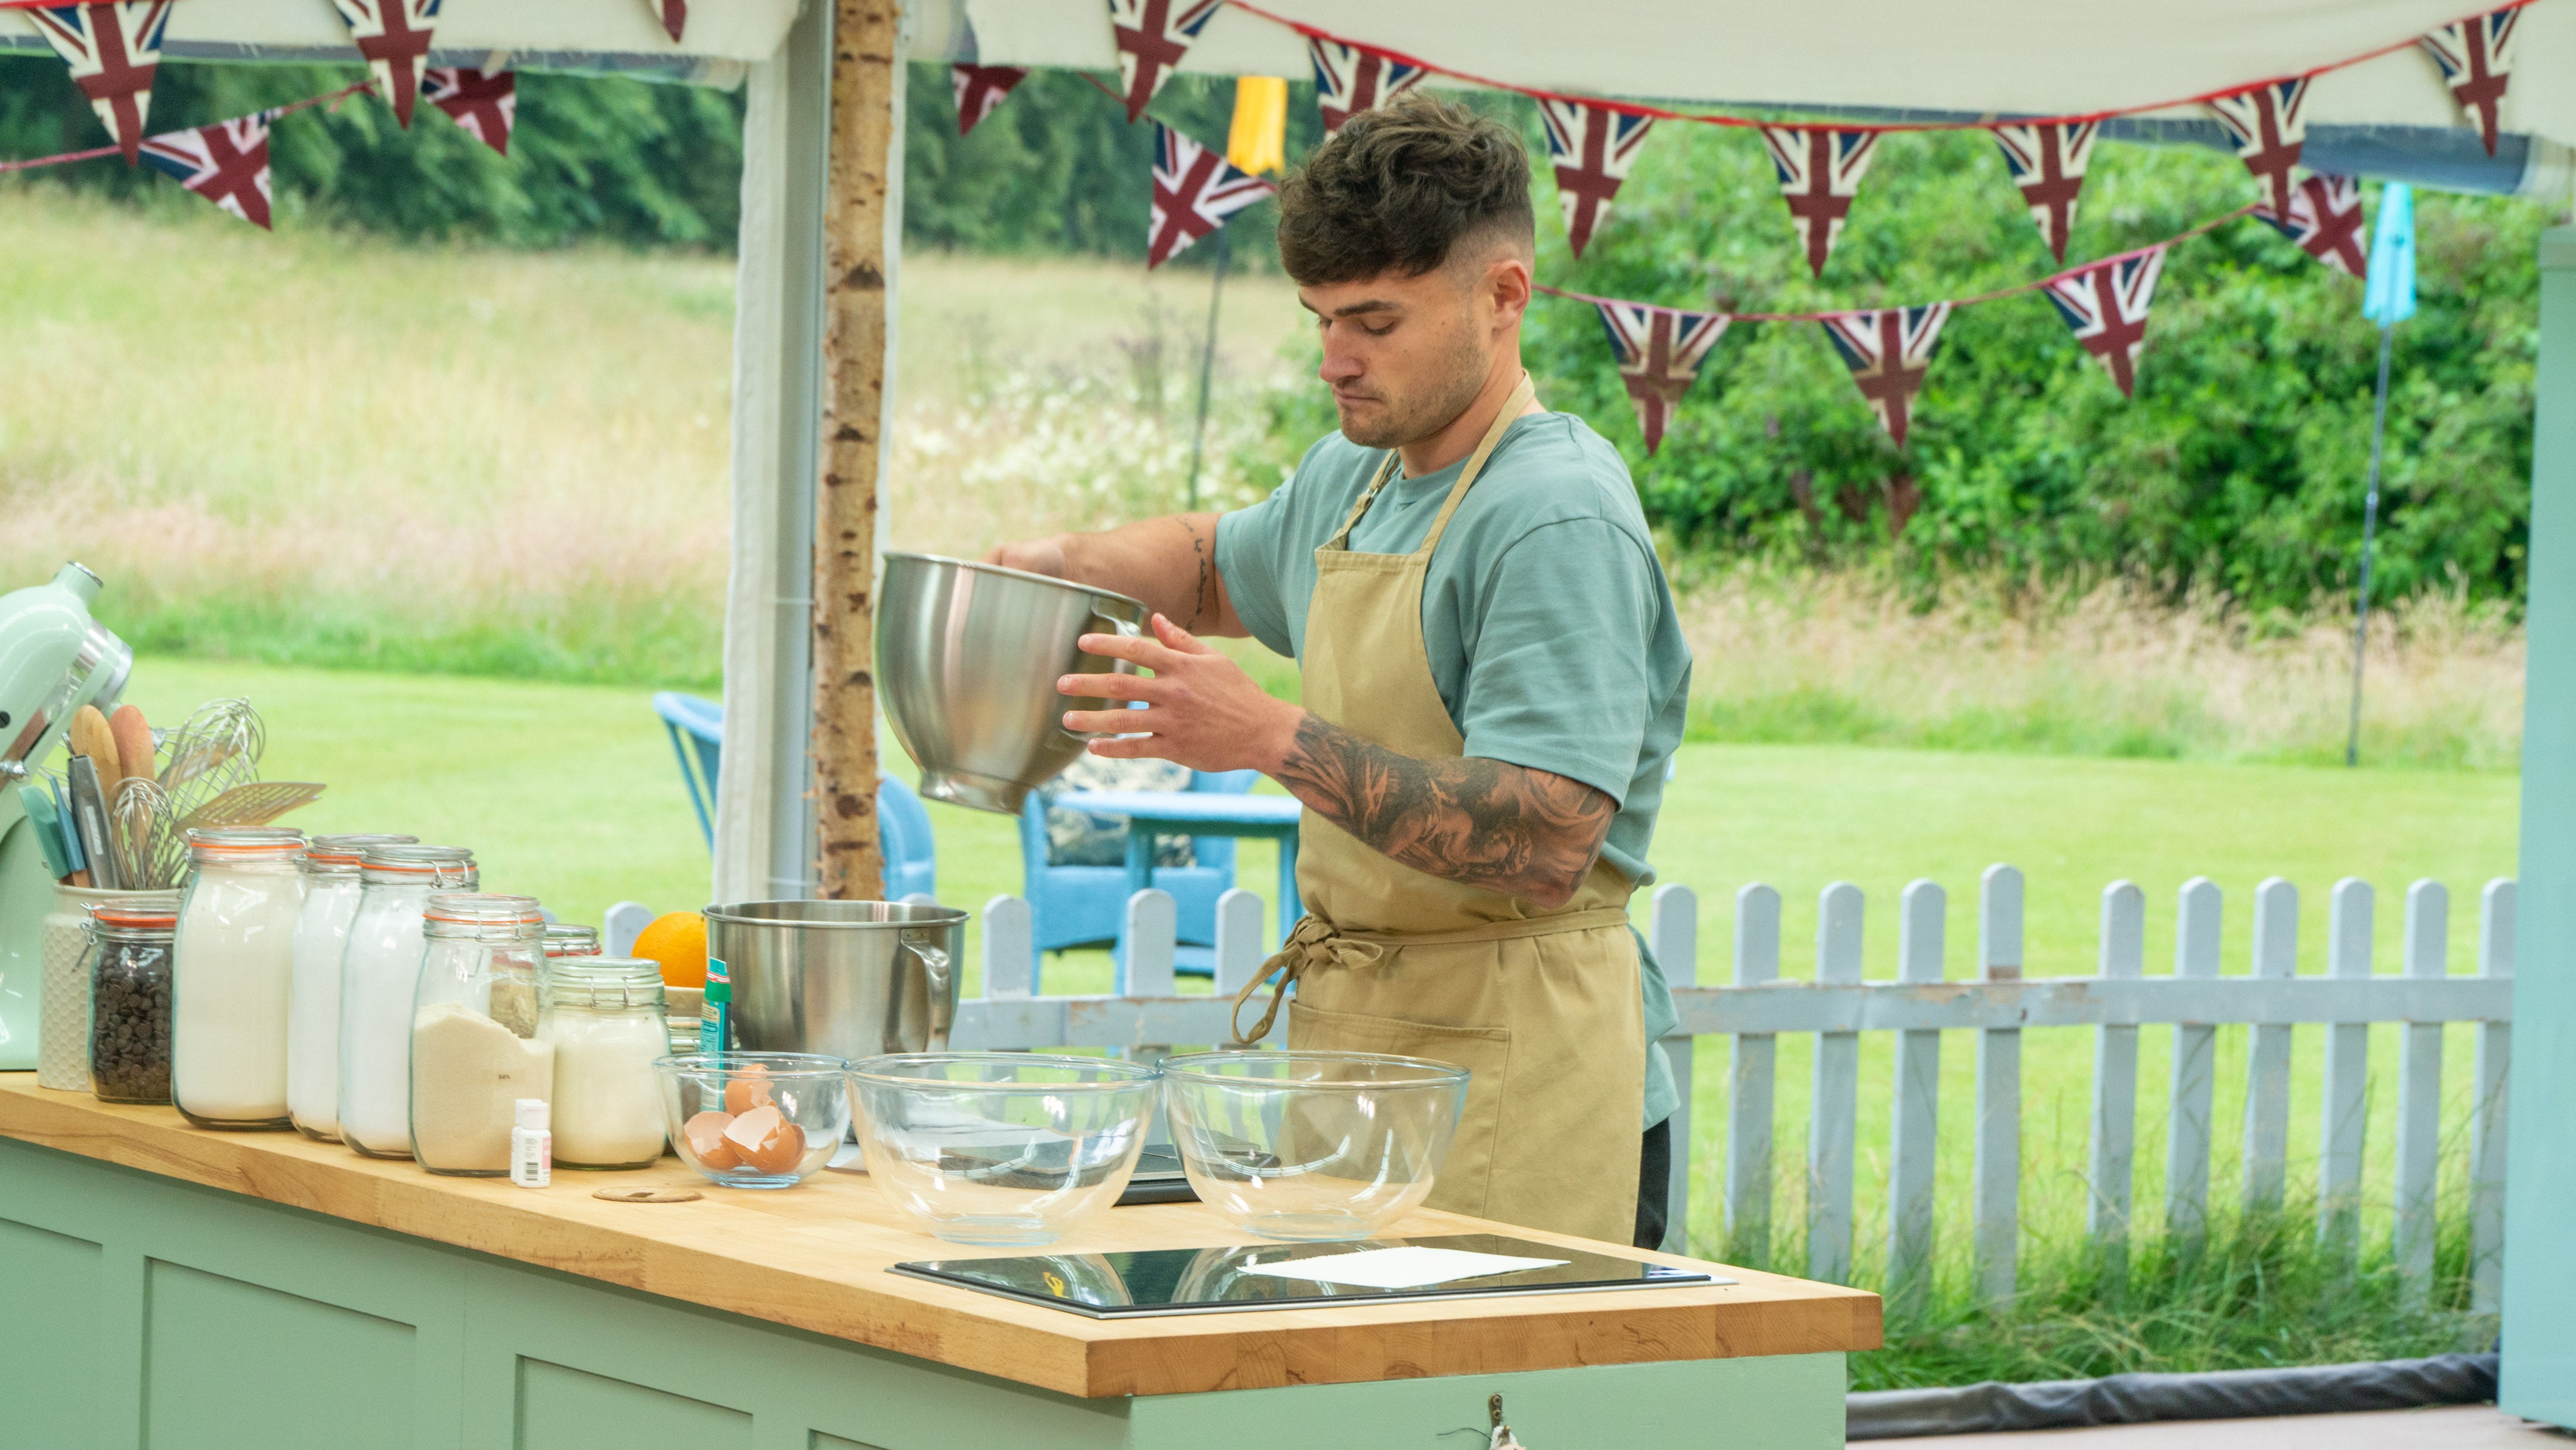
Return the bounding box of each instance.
[1974,864,2023,1304]
[602,901,655,960]
[2166,877,2222,1249]
[1212,888,1268,998]
[1809,882,1865,1285]
[2318,877,2375,1256]
[2241,878,2298,1214]
[1125,888,1179,1136]
[2470,879,2514,1313]
[2394,880,2448,1307]
[1726,884,1782,1267]
[1652,883,1699,1255]
[1886,879,1945,1313]
[2089,882,2146,1259]
[982,894,1033,998]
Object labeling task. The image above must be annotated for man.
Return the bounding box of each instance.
[985,95,1690,1250]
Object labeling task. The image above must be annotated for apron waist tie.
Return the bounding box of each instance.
[1227,907,1634,1046]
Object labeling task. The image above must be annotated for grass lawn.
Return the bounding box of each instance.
[122,655,2514,1378]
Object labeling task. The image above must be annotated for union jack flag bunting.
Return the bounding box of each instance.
[2042,248,2167,398]
[330,0,442,128]
[1540,100,1655,259]
[1819,304,1950,450]
[1149,122,1275,269]
[1991,121,2097,262]
[1308,38,1426,135]
[2207,79,2310,220]
[2256,172,2368,279]
[1109,0,1222,123]
[1596,302,1729,456]
[139,110,274,230]
[425,68,514,156]
[23,2,174,166]
[2419,8,2521,156]
[1761,125,1879,278]
[952,64,1027,136]
[645,0,686,43]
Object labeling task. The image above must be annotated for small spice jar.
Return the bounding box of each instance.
[85,897,182,1105]
[286,833,417,1142]
[540,957,670,1170]
[338,845,477,1159]
[543,923,602,959]
[409,893,550,1176]
[172,828,308,1130]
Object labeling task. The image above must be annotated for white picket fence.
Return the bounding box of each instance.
[922,867,2515,1310]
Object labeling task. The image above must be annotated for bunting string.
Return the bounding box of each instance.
[0,79,372,172]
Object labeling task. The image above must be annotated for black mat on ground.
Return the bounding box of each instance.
[1846,1353,2500,1439]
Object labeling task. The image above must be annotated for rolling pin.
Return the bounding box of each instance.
[67,704,124,799]
[108,704,154,790]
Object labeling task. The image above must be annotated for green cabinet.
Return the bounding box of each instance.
[0,1137,1844,1449]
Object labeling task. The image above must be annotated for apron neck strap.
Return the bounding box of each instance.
[1326,372,1538,554]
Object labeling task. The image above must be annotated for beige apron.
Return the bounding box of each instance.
[1231,375,1646,1244]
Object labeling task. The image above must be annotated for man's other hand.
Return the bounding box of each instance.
[1057,614,1300,774]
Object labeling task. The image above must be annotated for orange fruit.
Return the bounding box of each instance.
[632,910,708,990]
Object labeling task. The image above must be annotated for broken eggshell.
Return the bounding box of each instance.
[682,1109,741,1170]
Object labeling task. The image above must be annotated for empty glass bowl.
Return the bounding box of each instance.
[1160,1050,1470,1241]
[656,1052,851,1189]
[847,1052,1159,1245]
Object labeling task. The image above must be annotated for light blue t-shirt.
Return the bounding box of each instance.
[1216,412,1689,1130]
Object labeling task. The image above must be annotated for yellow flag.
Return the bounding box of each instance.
[1227,76,1288,175]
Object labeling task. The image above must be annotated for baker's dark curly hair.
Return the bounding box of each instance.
[1275,93,1533,285]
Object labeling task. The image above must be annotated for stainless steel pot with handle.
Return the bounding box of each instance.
[877,552,1148,814]
[705,900,968,1059]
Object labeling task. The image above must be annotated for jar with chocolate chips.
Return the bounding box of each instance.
[86,898,182,1105]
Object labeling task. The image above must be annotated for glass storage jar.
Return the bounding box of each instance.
[172,828,308,1129]
[85,897,182,1105]
[337,845,476,1158]
[543,924,601,959]
[410,893,551,1176]
[540,957,670,1170]
[286,833,416,1141]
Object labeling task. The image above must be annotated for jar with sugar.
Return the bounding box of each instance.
[85,896,182,1105]
[338,844,477,1158]
[172,828,308,1129]
[286,833,417,1142]
[410,893,552,1176]
[539,956,670,1170]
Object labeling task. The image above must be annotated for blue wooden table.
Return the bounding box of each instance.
[1058,789,1304,945]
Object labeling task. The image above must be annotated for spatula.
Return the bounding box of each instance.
[176,781,326,833]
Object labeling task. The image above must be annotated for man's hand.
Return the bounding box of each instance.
[982,537,1068,579]
[1058,614,1302,772]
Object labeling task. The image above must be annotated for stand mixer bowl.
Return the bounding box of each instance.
[875,552,1148,815]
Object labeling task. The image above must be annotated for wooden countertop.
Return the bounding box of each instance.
[0,1074,1880,1399]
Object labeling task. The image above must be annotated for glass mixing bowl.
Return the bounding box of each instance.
[848,1052,1159,1245]
[1160,1050,1470,1241]
[656,1052,852,1189]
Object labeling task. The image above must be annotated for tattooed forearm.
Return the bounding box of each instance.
[1176,517,1213,631]
[1271,713,1615,908]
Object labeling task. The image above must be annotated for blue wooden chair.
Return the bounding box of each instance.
[652,691,936,900]
[1018,768,1255,986]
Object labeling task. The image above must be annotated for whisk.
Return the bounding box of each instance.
[158,697,265,824]
[110,777,186,891]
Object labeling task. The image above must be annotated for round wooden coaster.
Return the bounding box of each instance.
[593,1186,704,1204]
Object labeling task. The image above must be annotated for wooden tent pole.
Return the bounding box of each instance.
[812,0,898,901]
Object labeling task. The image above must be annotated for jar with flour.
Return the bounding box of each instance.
[410,893,552,1176]
[284,834,416,1141]
[539,956,668,1170]
[172,828,308,1129]
[337,845,476,1158]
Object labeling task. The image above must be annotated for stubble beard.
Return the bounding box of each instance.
[1336,327,1492,452]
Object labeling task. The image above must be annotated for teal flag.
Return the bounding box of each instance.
[2363,183,2416,326]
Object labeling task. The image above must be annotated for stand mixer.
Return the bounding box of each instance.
[0,564,132,1070]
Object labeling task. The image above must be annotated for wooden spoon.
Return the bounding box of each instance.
[67,705,122,796]
[107,704,154,789]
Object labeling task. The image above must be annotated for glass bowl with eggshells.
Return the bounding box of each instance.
[655,1052,853,1188]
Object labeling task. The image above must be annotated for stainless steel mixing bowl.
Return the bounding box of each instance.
[876,552,1148,814]
[705,899,967,1059]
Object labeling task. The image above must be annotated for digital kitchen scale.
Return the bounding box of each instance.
[891,1233,1722,1318]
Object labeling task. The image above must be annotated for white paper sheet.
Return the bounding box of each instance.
[1237,1246,1572,1291]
